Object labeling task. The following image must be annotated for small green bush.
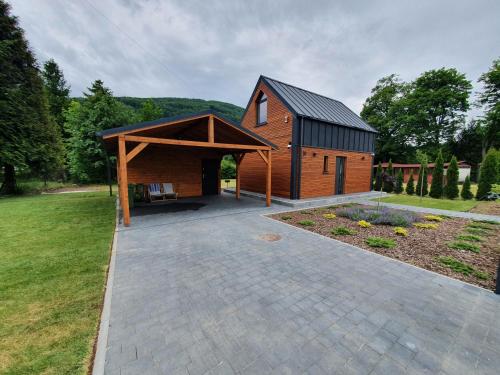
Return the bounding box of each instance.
[467,222,493,230]
[414,223,438,229]
[298,220,315,226]
[424,214,444,222]
[302,210,314,215]
[465,227,491,236]
[461,175,474,200]
[447,241,480,253]
[331,226,357,235]
[438,256,489,279]
[406,173,415,195]
[323,213,336,219]
[281,215,292,220]
[456,234,483,242]
[365,237,396,248]
[473,219,499,225]
[393,227,408,236]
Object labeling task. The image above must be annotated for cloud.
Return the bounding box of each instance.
[9,0,500,114]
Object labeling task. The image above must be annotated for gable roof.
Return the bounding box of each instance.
[96,109,278,150]
[257,76,377,133]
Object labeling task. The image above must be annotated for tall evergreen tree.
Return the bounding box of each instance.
[444,156,459,199]
[429,150,444,198]
[65,80,135,182]
[383,159,394,193]
[406,171,415,195]
[476,148,498,199]
[0,1,63,193]
[139,98,163,121]
[416,155,429,197]
[461,175,473,200]
[42,58,70,134]
[394,168,404,194]
[374,162,383,191]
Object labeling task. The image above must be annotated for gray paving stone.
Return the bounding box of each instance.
[103,194,500,375]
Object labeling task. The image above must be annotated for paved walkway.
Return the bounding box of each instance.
[103,194,500,375]
[361,200,500,222]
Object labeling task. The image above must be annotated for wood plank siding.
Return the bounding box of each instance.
[240,82,293,198]
[300,147,373,198]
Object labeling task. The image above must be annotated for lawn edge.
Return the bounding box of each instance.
[90,199,119,375]
[262,211,496,295]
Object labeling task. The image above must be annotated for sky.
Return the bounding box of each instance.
[9,0,500,114]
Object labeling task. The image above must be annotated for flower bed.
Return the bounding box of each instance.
[271,204,499,291]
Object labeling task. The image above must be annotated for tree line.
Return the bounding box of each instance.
[361,62,499,180]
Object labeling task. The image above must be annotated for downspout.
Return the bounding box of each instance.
[297,117,303,199]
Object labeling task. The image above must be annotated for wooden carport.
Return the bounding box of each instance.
[98,111,277,226]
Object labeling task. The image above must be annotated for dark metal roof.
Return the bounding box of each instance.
[96,109,278,150]
[261,76,377,133]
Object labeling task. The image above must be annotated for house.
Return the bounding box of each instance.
[374,161,472,184]
[239,76,377,199]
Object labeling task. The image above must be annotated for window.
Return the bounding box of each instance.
[323,155,329,174]
[256,92,267,125]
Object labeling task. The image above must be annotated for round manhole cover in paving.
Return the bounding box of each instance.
[259,233,282,242]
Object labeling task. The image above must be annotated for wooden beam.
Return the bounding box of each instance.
[123,135,271,151]
[235,153,244,200]
[126,142,149,163]
[256,149,268,164]
[266,150,272,207]
[208,115,214,143]
[118,135,130,226]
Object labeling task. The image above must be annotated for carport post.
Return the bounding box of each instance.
[118,135,130,226]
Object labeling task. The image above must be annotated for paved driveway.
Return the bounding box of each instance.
[104,194,500,375]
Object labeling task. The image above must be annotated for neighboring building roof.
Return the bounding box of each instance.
[374,161,471,169]
[96,109,278,149]
[259,76,377,133]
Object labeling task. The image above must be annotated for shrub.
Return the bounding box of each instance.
[461,175,473,200]
[358,220,372,228]
[337,207,420,227]
[467,222,493,230]
[394,169,404,194]
[414,223,438,229]
[302,210,314,215]
[473,219,499,225]
[406,172,415,195]
[438,256,489,279]
[456,234,483,242]
[476,148,498,200]
[281,215,292,220]
[331,226,357,235]
[424,215,444,222]
[447,241,480,253]
[393,227,408,236]
[323,213,336,219]
[298,220,315,226]
[365,237,396,248]
[465,227,490,236]
[430,150,444,198]
[444,156,459,199]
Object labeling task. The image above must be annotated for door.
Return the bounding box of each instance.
[202,159,219,195]
[335,157,346,195]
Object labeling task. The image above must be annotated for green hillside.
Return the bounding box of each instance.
[116,97,244,123]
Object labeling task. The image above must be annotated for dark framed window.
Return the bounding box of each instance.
[323,155,329,174]
[256,92,267,125]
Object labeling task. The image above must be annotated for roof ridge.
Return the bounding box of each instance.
[261,75,343,104]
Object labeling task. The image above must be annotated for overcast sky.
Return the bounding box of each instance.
[9,0,500,114]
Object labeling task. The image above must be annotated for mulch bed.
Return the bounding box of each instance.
[270,204,499,291]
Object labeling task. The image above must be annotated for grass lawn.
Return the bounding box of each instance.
[375,194,479,212]
[0,192,116,374]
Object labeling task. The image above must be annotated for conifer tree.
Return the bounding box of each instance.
[406,171,415,195]
[476,148,498,199]
[429,150,444,198]
[374,162,383,191]
[0,1,63,193]
[394,168,404,194]
[383,159,394,193]
[42,58,70,134]
[444,156,459,199]
[461,175,473,200]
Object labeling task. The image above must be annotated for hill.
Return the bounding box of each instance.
[115,97,244,123]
